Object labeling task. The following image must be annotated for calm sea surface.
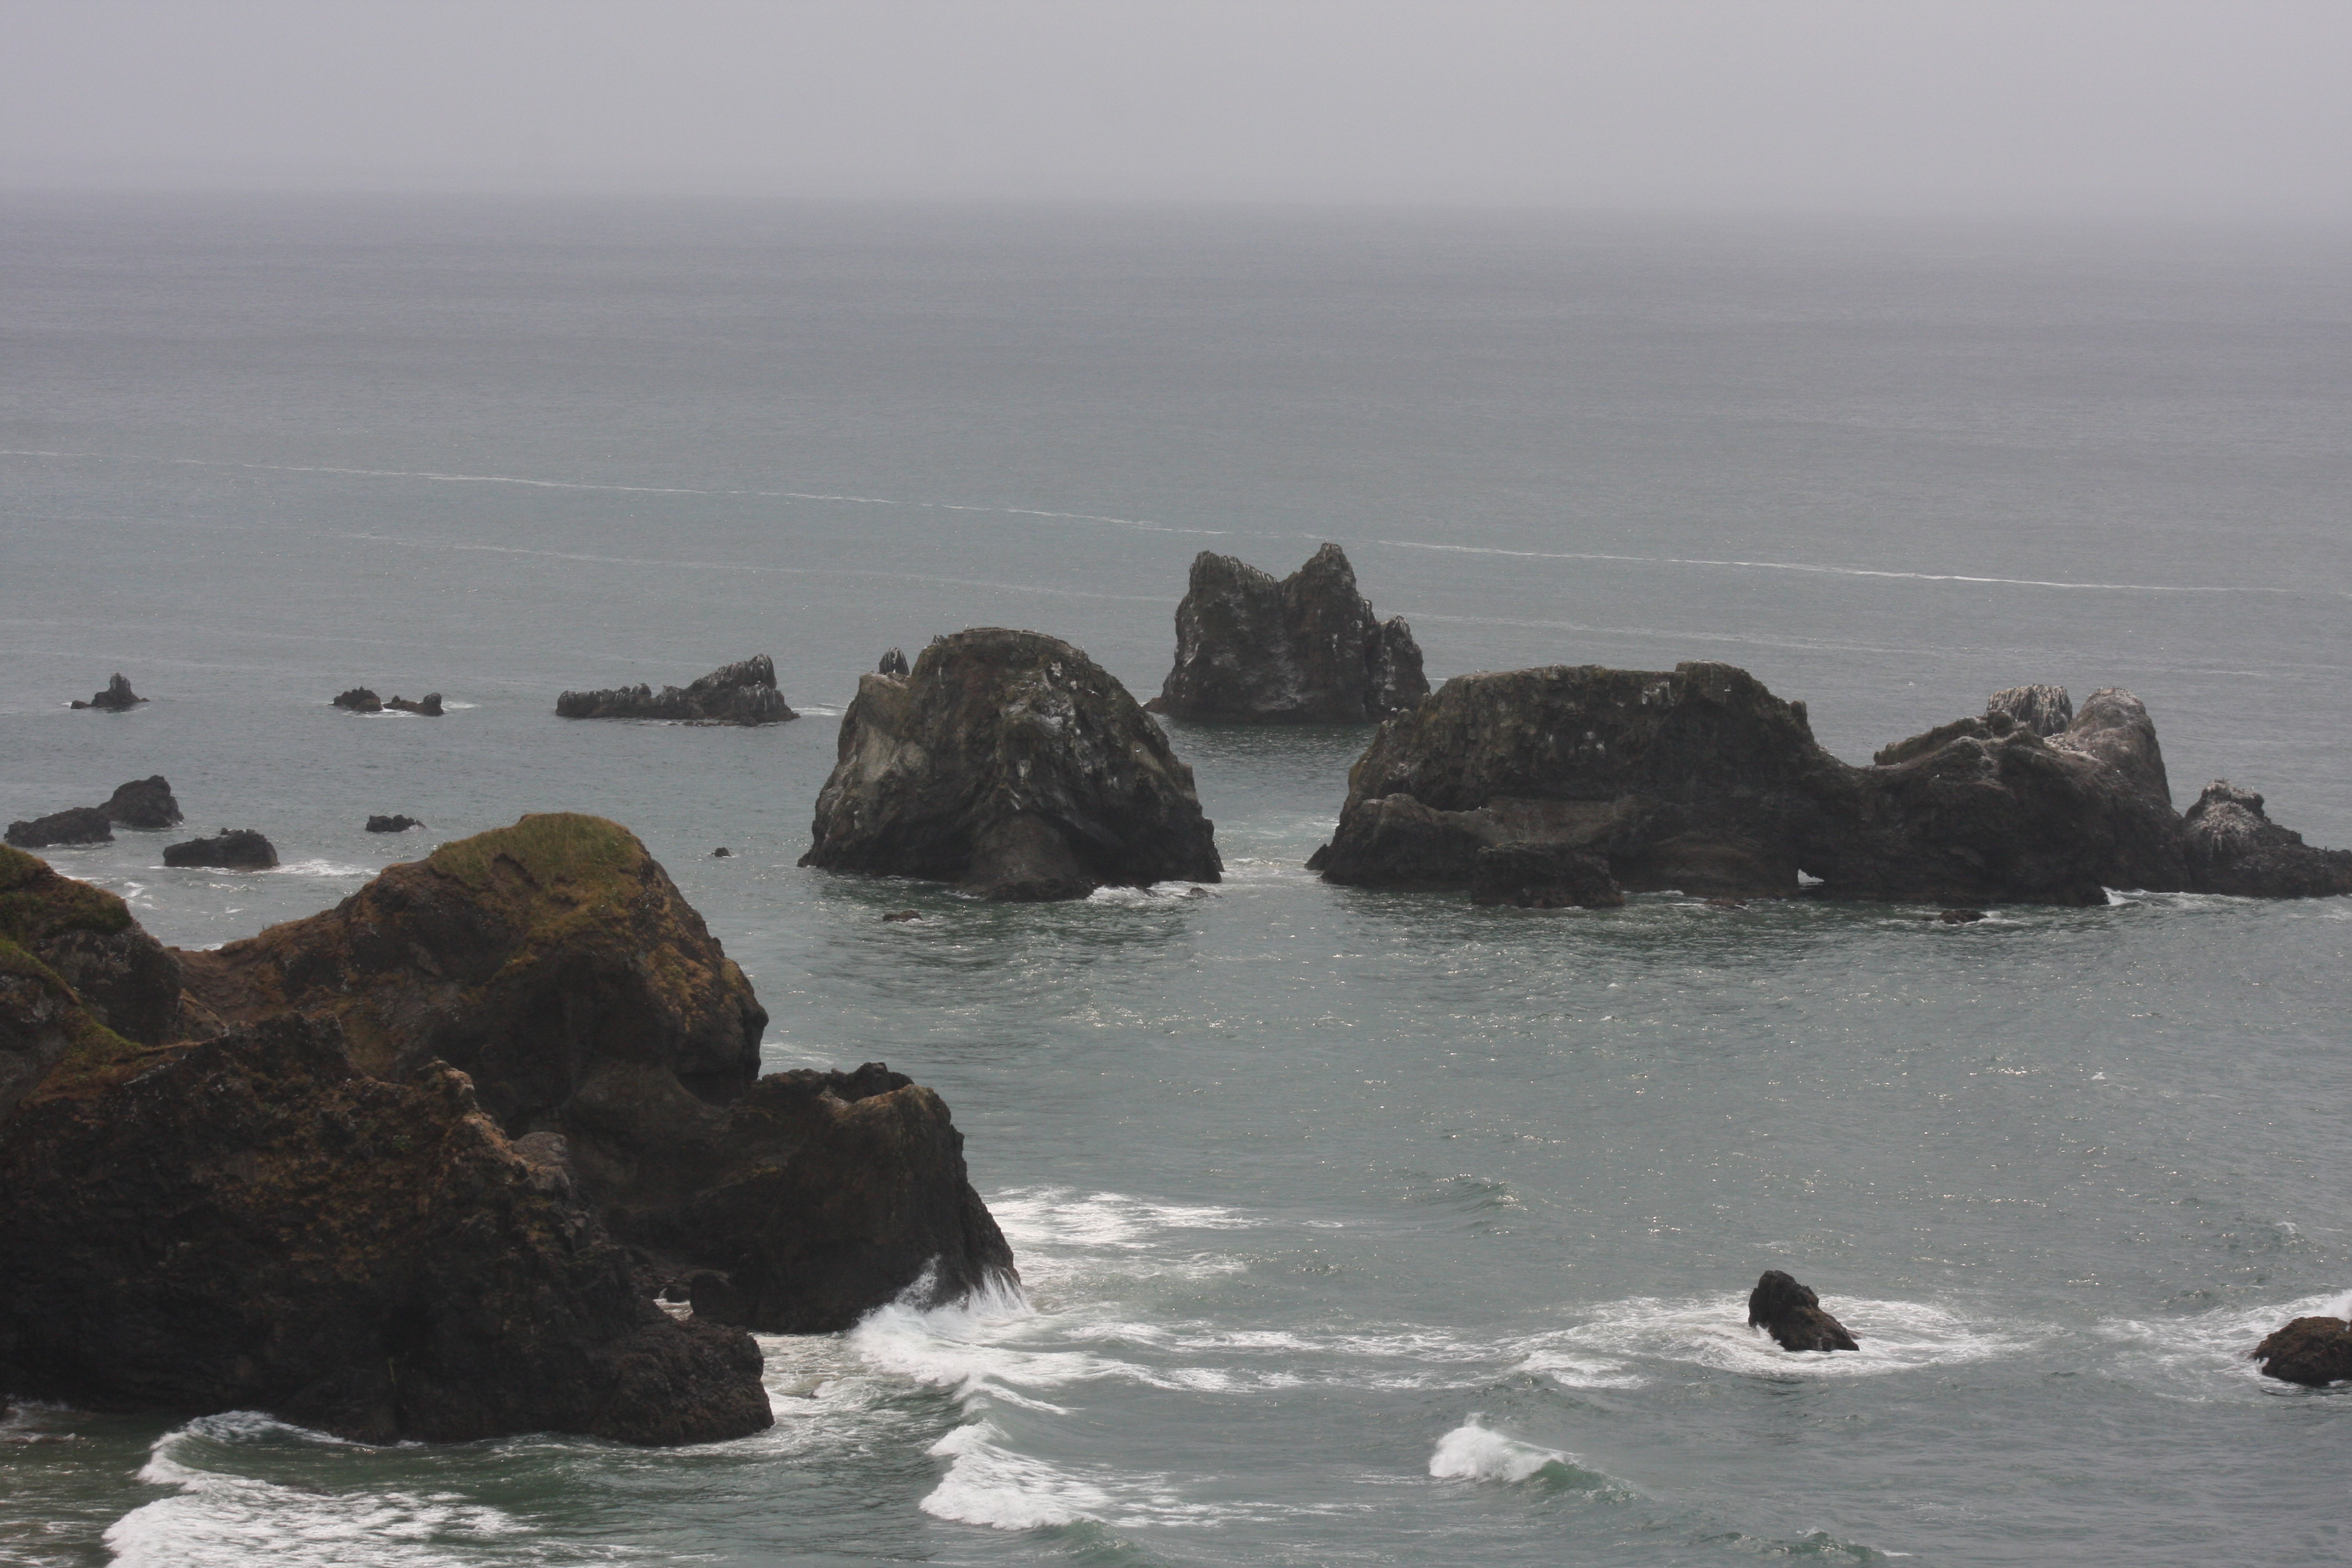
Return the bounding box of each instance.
[2,196,2348,1567]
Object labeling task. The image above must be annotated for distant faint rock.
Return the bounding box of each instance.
[2251,1315,2352,1387]
[164,829,279,871]
[71,674,145,711]
[386,693,443,716]
[1146,543,1428,723]
[1748,1270,1859,1353]
[333,687,384,713]
[711,846,731,857]
[366,815,423,834]
[5,807,114,850]
[881,909,920,923]
[103,776,182,831]
[557,656,797,725]
[878,647,909,677]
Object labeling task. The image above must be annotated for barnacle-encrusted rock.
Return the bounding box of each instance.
[1147,543,1428,723]
[802,627,1223,901]
[557,655,795,725]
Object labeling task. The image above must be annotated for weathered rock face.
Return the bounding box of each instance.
[387,693,444,716]
[367,814,425,833]
[5,806,113,850]
[1313,665,2352,904]
[333,687,384,712]
[179,814,1015,1334]
[165,829,279,871]
[1469,843,1624,909]
[1748,1270,1859,1353]
[557,656,797,725]
[1146,544,1429,724]
[72,674,145,711]
[103,776,181,830]
[1985,684,2074,737]
[0,1013,771,1446]
[0,846,183,1114]
[878,647,909,677]
[802,628,1223,901]
[2251,1316,2352,1387]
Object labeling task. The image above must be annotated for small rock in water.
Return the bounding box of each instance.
[878,647,909,677]
[711,846,732,857]
[332,687,384,712]
[2250,1316,2352,1387]
[1748,1269,1860,1353]
[365,815,424,834]
[1938,908,1986,924]
[385,692,444,716]
[73,673,146,711]
[880,909,921,923]
[1705,897,1749,912]
[164,829,279,871]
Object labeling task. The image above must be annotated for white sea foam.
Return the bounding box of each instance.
[2097,1285,2352,1396]
[1428,1419,1578,1484]
[267,860,376,879]
[989,1187,1267,1252]
[1528,1292,2034,1380]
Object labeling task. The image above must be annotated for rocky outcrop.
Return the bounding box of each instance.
[557,656,796,725]
[802,628,1223,901]
[1146,544,1429,724]
[1748,1270,1859,1353]
[333,687,384,712]
[165,829,279,871]
[102,776,181,830]
[5,807,113,850]
[367,814,425,833]
[0,846,184,1114]
[2251,1316,2352,1387]
[1984,684,2073,737]
[71,674,144,711]
[878,647,909,677]
[388,693,444,716]
[178,814,1014,1334]
[1469,843,1623,909]
[1312,666,2352,904]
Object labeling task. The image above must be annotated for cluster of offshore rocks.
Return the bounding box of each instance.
[334,687,443,716]
[5,776,283,869]
[0,815,1013,1444]
[557,654,797,725]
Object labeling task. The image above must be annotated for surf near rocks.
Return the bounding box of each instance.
[1310,664,2352,905]
[802,627,1222,902]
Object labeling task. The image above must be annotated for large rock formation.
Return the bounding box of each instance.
[2251,1316,2352,1387]
[557,655,797,725]
[178,813,1014,1333]
[1146,544,1428,723]
[1310,665,2352,904]
[102,776,182,830]
[165,829,279,871]
[71,673,145,711]
[2,816,1018,1442]
[5,777,183,850]
[802,628,1223,901]
[1748,1270,1860,1353]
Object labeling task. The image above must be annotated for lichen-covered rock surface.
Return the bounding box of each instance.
[1147,543,1428,723]
[1312,664,2352,904]
[802,627,1223,901]
[557,655,796,725]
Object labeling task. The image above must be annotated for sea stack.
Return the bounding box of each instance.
[556,655,796,725]
[802,627,1223,901]
[71,673,145,711]
[1309,666,2352,905]
[1146,543,1429,723]
[1748,1270,1860,1353]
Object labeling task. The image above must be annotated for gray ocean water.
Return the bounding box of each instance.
[2,195,2349,1567]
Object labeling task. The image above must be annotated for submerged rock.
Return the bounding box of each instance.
[1146,543,1429,723]
[387,693,444,716]
[71,674,145,711]
[165,829,279,871]
[332,687,384,713]
[4,807,113,850]
[1312,666,2352,904]
[102,776,181,831]
[2251,1316,2352,1387]
[177,814,1015,1336]
[556,656,796,725]
[1938,908,1987,924]
[365,814,424,834]
[802,627,1223,901]
[1748,1270,1860,1353]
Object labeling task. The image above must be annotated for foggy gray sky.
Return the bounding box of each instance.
[3,0,2347,218]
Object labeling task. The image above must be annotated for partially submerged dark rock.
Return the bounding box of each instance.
[5,807,113,850]
[1146,544,1429,723]
[881,909,921,923]
[1469,843,1624,909]
[332,687,384,713]
[1312,667,2352,904]
[1748,1270,1860,1353]
[1938,908,1987,924]
[711,846,731,857]
[387,693,443,716]
[802,628,1223,901]
[177,814,1014,1336]
[2251,1316,2352,1387]
[102,776,181,830]
[163,829,279,871]
[557,656,797,725]
[71,675,145,711]
[366,814,424,834]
